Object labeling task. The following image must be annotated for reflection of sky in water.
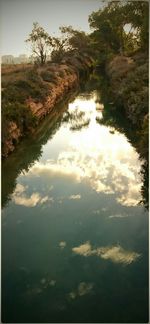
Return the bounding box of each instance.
[69,282,94,299]
[72,241,141,265]
[12,183,54,207]
[14,92,142,208]
[2,92,148,323]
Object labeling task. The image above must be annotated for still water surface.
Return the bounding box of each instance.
[2,92,148,323]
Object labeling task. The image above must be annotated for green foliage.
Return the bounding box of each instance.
[117,61,148,125]
[58,70,65,78]
[26,22,51,64]
[2,102,37,131]
[27,68,42,82]
[40,70,58,84]
[1,101,37,152]
[60,25,92,54]
[89,1,149,63]
[2,75,49,104]
[51,49,66,63]
[123,1,149,50]
[1,66,51,151]
[138,114,149,160]
[50,26,93,64]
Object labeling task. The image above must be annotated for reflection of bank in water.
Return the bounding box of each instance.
[2,90,145,211]
[96,100,149,209]
[2,91,77,208]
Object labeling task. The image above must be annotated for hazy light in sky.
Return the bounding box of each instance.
[0,0,102,56]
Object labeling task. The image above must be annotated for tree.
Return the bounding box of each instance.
[123,1,149,50]
[60,26,91,54]
[26,22,51,64]
[50,26,92,63]
[89,1,149,60]
[50,35,69,63]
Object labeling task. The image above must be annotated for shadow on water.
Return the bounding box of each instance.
[2,90,78,209]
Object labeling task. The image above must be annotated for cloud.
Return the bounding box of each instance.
[72,242,141,265]
[26,159,82,183]
[69,282,94,300]
[13,192,41,207]
[15,183,28,194]
[23,96,142,207]
[108,214,128,219]
[26,147,142,207]
[72,241,94,257]
[69,194,81,200]
[59,241,67,249]
[12,183,54,207]
[96,245,140,265]
[93,210,100,214]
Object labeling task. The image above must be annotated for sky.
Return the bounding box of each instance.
[0,0,103,56]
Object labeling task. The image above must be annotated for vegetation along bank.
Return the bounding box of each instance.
[86,1,148,159]
[87,1,148,207]
[2,25,93,158]
[2,1,148,163]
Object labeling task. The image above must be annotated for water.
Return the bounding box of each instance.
[2,91,148,323]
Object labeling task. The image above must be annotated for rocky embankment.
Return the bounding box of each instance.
[26,64,78,119]
[2,55,93,157]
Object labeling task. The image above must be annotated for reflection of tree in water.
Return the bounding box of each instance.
[83,73,148,209]
[62,108,90,131]
[2,91,77,208]
[96,103,148,209]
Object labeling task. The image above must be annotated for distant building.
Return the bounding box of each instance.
[2,55,15,64]
[2,53,51,64]
[18,54,28,63]
[2,54,29,64]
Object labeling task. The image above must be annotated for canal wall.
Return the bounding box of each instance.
[2,55,93,158]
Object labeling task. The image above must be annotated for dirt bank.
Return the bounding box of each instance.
[2,56,92,157]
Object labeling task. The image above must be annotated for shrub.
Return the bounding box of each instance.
[27,69,42,82]
[40,70,58,84]
[2,102,37,131]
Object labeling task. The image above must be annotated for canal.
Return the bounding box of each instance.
[2,90,148,323]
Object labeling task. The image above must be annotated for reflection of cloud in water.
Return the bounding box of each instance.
[109,214,129,219]
[69,282,94,300]
[102,207,108,212]
[72,241,93,257]
[93,210,100,214]
[59,241,67,249]
[23,96,142,207]
[96,246,140,265]
[69,194,81,200]
[15,183,28,194]
[12,183,54,207]
[49,280,56,286]
[26,277,56,296]
[72,242,141,265]
[17,219,23,224]
[26,287,43,295]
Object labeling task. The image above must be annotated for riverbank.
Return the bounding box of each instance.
[107,52,148,160]
[106,52,148,124]
[91,51,148,161]
[90,51,148,208]
[2,89,148,323]
[2,55,93,158]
